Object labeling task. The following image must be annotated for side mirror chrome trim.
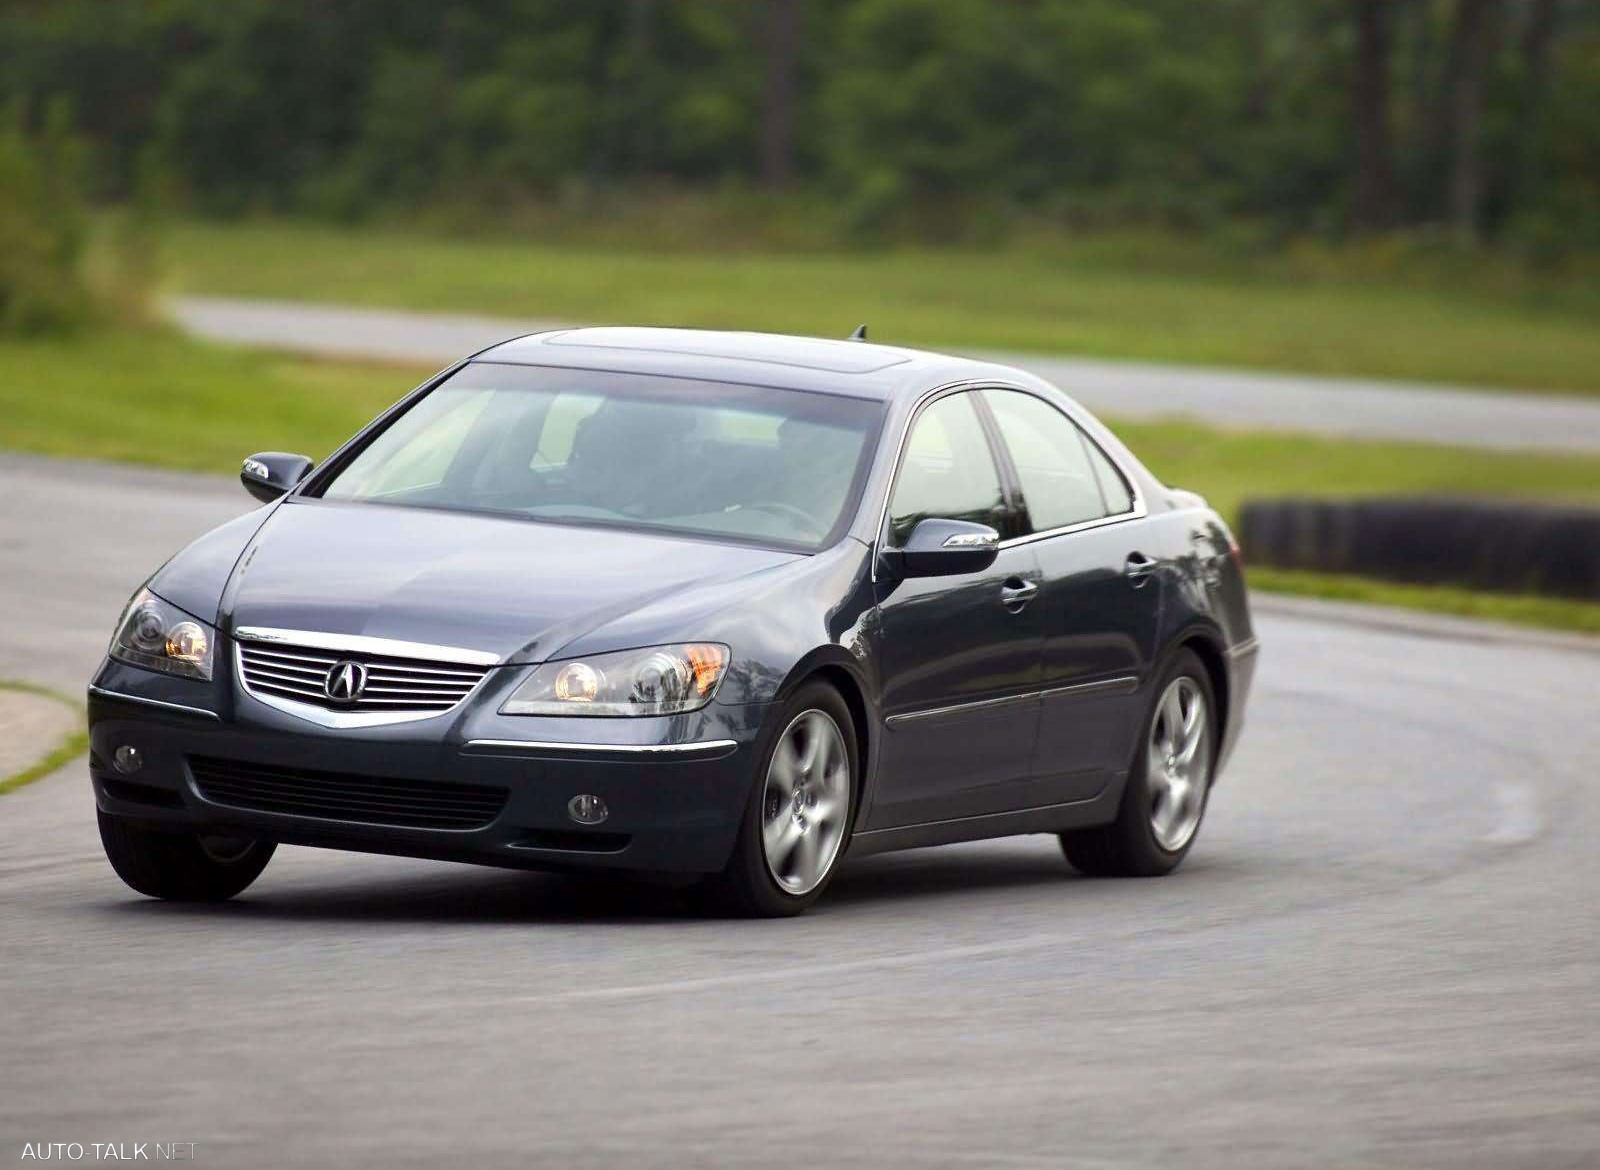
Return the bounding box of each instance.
[240,452,315,504]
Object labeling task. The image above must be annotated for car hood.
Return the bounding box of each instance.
[219,501,802,663]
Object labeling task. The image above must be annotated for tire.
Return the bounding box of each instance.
[701,681,858,917]
[1060,649,1216,878]
[98,810,275,901]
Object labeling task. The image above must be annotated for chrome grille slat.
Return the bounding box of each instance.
[242,661,330,685]
[363,664,487,680]
[322,698,456,708]
[246,676,329,699]
[242,646,340,668]
[236,635,493,719]
[358,685,467,694]
[246,681,324,701]
[237,653,321,672]
[363,680,480,691]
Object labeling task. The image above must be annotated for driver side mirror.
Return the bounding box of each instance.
[879,518,1000,579]
[240,452,315,504]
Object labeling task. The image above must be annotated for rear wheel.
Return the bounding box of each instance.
[1060,650,1215,877]
[702,681,857,917]
[98,810,275,901]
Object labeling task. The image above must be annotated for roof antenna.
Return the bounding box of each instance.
[848,324,868,341]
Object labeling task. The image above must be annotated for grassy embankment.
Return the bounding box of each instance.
[168,218,1600,396]
[3,322,1599,635]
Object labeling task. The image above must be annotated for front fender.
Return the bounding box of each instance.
[146,506,278,624]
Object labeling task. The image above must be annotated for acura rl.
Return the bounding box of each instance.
[88,327,1257,915]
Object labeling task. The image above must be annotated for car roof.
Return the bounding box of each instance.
[471,326,1038,401]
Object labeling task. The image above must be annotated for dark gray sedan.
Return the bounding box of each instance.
[88,327,1258,916]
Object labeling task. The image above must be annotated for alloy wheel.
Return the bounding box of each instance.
[761,709,851,896]
[1147,676,1211,852]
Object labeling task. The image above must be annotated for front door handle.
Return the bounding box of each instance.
[1000,578,1039,611]
[1124,552,1159,586]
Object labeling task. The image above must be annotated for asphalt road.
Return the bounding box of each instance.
[2,451,1597,1168]
[173,294,1600,454]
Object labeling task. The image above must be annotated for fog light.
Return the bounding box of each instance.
[567,794,608,825]
[113,745,142,775]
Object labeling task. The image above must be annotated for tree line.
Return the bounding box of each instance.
[2,0,1597,247]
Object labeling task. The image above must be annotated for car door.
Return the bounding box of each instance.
[979,388,1164,804]
[866,390,1046,829]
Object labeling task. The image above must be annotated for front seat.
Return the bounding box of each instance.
[566,400,697,516]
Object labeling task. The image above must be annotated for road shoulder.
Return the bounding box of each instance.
[0,683,87,795]
[1250,591,1600,656]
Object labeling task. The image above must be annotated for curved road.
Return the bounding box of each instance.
[1,452,1596,1167]
[174,294,1600,453]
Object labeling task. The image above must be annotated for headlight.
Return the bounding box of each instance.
[500,643,728,717]
[108,588,215,681]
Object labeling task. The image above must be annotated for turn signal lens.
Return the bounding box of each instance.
[684,643,724,697]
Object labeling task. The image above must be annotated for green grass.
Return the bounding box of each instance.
[1247,568,1600,637]
[0,680,87,796]
[1111,419,1600,520]
[9,326,1600,502]
[2,325,1596,637]
[167,218,1600,395]
[0,327,424,472]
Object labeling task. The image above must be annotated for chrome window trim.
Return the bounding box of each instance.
[233,626,502,667]
[868,380,1149,582]
[463,738,738,759]
[995,501,1149,550]
[885,675,1139,728]
[977,386,1148,548]
[868,378,1001,585]
[87,685,221,722]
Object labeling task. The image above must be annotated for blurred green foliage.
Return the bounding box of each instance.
[3,0,1598,250]
[0,100,164,336]
[0,102,91,333]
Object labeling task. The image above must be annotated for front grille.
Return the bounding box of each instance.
[237,640,491,715]
[189,756,508,830]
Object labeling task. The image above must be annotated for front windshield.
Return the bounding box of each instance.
[314,362,885,551]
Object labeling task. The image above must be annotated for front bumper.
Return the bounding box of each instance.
[87,659,768,875]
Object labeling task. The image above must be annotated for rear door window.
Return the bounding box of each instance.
[981,389,1134,533]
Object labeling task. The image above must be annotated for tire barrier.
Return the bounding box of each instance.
[1237,497,1600,601]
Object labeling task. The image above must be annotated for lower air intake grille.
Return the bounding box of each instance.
[189,756,507,830]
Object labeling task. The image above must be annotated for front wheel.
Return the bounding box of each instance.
[98,810,275,901]
[702,681,857,917]
[1060,649,1216,877]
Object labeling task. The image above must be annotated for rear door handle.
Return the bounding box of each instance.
[1000,578,1039,611]
[1124,552,1159,586]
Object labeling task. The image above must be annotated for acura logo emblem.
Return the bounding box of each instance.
[324,660,368,703]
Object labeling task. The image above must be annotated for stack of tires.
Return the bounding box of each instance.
[1237,497,1600,601]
